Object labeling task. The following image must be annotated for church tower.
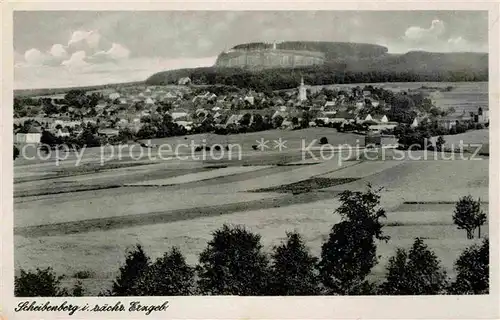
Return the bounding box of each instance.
[299,77,307,102]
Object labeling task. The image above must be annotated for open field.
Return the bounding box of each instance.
[320,82,488,116]
[13,126,490,295]
[430,128,489,155]
[15,199,488,295]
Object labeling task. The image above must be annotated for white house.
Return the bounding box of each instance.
[175,120,193,131]
[164,92,177,100]
[280,120,293,129]
[364,114,398,131]
[244,95,255,105]
[98,128,120,137]
[225,114,242,126]
[109,92,121,100]
[324,101,336,108]
[16,126,42,143]
[172,111,189,120]
[51,119,80,129]
[411,118,419,128]
[55,128,70,138]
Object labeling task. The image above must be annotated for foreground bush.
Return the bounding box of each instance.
[133,247,195,295]
[15,267,66,297]
[319,185,388,295]
[110,244,150,296]
[449,239,489,294]
[197,224,270,295]
[13,145,20,160]
[379,238,448,295]
[268,232,320,295]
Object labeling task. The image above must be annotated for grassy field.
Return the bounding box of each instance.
[15,198,488,295]
[13,126,490,295]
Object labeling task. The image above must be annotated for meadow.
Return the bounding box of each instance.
[14,144,489,295]
[13,82,490,294]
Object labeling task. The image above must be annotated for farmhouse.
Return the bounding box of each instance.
[55,128,70,138]
[365,132,399,148]
[15,125,42,144]
[331,111,356,124]
[109,92,120,100]
[363,114,398,131]
[98,128,120,137]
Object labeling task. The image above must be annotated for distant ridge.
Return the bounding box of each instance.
[14,81,144,98]
[146,43,488,89]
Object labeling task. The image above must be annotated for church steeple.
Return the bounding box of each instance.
[298,76,307,102]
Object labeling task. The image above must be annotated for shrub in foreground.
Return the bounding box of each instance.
[197,224,270,295]
[15,267,66,297]
[110,244,150,296]
[449,238,489,294]
[379,238,448,295]
[268,232,320,295]
[14,145,20,160]
[319,185,388,295]
[133,247,195,295]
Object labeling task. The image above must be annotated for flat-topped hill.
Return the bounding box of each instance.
[215,41,389,69]
[146,49,488,89]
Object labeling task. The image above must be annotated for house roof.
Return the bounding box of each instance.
[18,125,42,134]
[98,128,120,134]
[334,111,356,119]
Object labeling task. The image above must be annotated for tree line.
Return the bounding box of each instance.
[146,66,488,91]
[15,187,488,297]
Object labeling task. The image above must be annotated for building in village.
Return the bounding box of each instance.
[298,77,307,102]
[15,125,42,144]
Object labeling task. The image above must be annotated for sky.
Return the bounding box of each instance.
[14,11,488,89]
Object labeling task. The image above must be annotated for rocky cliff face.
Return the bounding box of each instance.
[215,41,389,69]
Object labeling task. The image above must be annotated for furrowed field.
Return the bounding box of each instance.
[14,82,490,295]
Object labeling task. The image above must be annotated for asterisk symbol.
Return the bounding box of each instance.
[273,138,287,151]
[256,138,270,151]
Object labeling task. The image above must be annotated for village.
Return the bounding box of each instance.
[13,77,489,152]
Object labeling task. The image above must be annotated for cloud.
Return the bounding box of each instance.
[22,44,70,67]
[24,48,45,65]
[404,19,445,42]
[106,43,130,59]
[396,19,486,53]
[15,56,218,89]
[62,51,89,68]
[19,29,129,68]
[87,43,130,63]
[50,44,67,58]
[446,36,487,52]
[68,30,101,48]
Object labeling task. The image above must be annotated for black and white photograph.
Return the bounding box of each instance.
[2,3,499,319]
